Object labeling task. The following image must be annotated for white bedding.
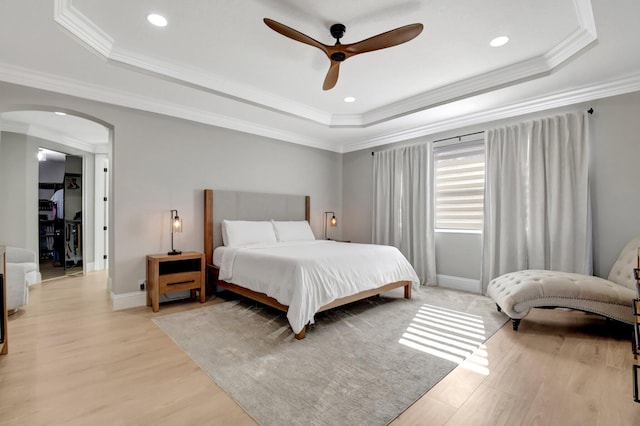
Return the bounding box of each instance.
[213,240,420,334]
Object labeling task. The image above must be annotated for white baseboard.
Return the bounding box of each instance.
[111,290,146,310]
[111,289,191,311]
[437,274,482,294]
[112,278,483,309]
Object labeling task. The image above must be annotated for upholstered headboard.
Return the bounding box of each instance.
[203,189,310,265]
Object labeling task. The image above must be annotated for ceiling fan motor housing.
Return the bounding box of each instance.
[329,23,347,61]
[330,23,346,41]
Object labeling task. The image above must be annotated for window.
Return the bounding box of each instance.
[434,139,485,232]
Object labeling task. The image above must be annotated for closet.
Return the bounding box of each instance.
[38,151,83,279]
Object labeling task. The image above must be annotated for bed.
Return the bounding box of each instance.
[204,189,420,339]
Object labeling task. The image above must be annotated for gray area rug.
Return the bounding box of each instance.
[153,287,507,426]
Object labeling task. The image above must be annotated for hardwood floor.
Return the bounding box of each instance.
[1,272,638,425]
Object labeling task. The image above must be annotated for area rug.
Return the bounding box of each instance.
[153,286,507,426]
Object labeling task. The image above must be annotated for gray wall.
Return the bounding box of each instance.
[343,90,640,282]
[2,79,639,298]
[0,81,342,297]
[0,132,31,249]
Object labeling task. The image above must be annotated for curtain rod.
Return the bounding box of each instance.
[371,108,594,156]
[371,131,484,156]
[432,130,484,145]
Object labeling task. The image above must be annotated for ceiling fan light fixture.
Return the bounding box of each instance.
[344,96,356,103]
[490,36,509,47]
[147,13,168,27]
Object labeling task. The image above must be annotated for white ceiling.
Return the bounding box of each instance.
[0,0,639,153]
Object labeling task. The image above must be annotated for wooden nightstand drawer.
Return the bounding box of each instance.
[159,271,202,292]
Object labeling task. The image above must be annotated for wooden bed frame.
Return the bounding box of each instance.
[203,189,412,339]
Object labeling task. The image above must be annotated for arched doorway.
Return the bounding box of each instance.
[0,109,112,281]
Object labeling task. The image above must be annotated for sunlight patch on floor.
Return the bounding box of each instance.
[399,304,490,375]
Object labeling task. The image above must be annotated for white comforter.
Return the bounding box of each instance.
[214,240,420,334]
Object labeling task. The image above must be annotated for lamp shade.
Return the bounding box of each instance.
[168,209,182,255]
[323,211,337,239]
[172,214,182,233]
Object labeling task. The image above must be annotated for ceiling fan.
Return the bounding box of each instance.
[264,18,424,91]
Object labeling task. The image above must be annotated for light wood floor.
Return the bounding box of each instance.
[1,272,639,425]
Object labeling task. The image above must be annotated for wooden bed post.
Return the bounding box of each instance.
[305,196,310,222]
[404,282,412,299]
[204,189,213,266]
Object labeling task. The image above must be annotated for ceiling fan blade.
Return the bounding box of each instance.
[264,18,329,56]
[323,61,340,91]
[343,23,423,56]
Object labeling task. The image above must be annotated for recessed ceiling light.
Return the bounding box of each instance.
[54,111,66,116]
[344,96,356,103]
[147,13,168,27]
[490,36,509,47]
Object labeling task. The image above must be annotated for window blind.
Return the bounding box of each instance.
[434,139,485,231]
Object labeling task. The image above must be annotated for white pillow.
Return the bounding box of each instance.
[222,220,277,247]
[272,220,316,242]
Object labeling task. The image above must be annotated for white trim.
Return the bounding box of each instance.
[544,0,597,68]
[4,56,638,155]
[110,290,191,310]
[1,119,102,153]
[0,120,29,134]
[111,290,146,310]
[342,71,640,153]
[53,0,597,128]
[437,274,482,294]
[0,61,334,152]
[107,47,333,126]
[361,55,550,127]
[53,0,114,58]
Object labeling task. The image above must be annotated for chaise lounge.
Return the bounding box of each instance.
[487,237,639,330]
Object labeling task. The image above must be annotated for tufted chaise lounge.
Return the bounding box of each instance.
[487,237,640,330]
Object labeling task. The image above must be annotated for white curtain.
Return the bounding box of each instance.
[372,143,436,285]
[481,112,591,291]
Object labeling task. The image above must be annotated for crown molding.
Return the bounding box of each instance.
[3,61,638,155]
[544,1,597,69]
[53,0,114,57]
[0,61,336,152]
[341,71,640,153]
[54,0,598,128]
[353,55,551,128]
[53,0,332,126]
[0,120,29,134]
[0,118,100,153]
[106,47,333,126]
[354,0,597,128]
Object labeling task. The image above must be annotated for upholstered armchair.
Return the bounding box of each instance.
[5,246,41,313]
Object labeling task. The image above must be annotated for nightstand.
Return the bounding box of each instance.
[146,251,205,312]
